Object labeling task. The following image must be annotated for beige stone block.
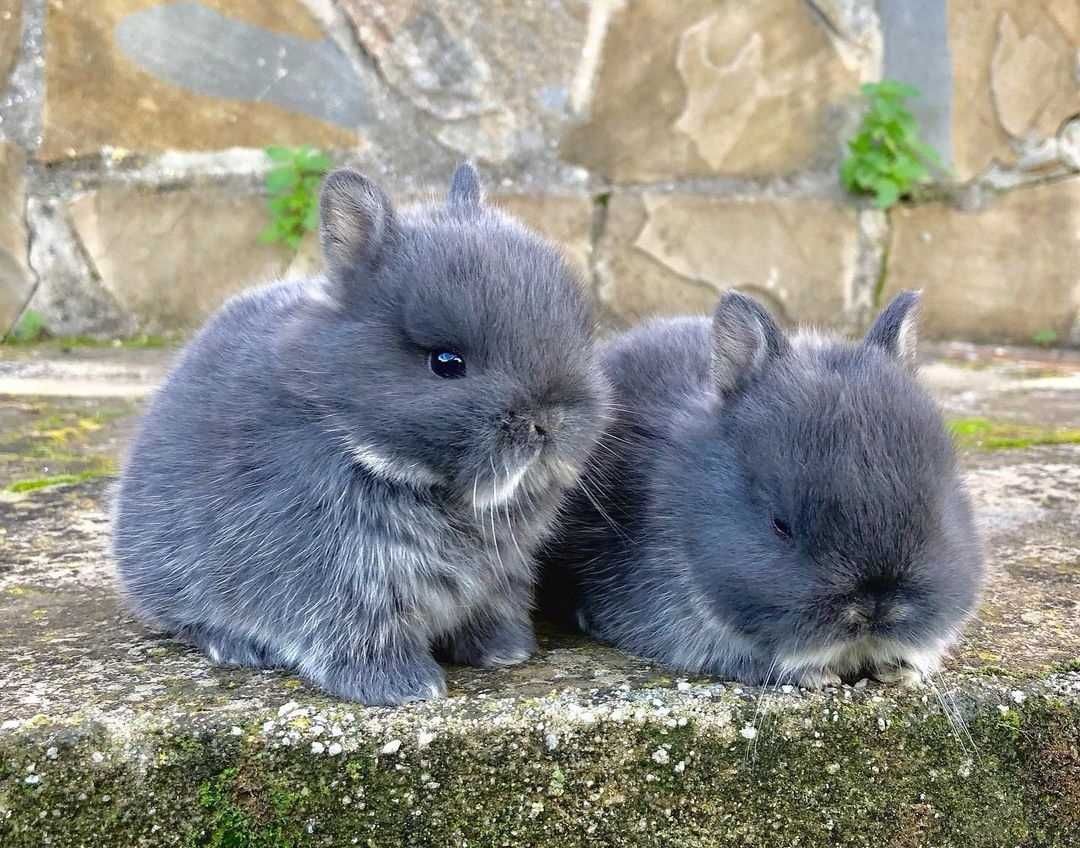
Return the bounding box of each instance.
[884,181,1080,344]
[0,142,31,333]
[42,0,358,160]
[561,0,862,181]
[68,187,294,332]
[949,0,1080,179]
[597,192,858,326]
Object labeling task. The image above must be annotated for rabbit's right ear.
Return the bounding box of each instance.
[710,291,788,396]
[864,290,920,371]
[320,169,398,278]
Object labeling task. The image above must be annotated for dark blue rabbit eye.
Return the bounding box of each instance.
[430,351,466,379]
[771,516,792,540]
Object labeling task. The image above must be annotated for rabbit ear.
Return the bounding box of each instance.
[448,162,482,214]
[711,291,788,395]
[319,169,398,277]
[865,290,920,370]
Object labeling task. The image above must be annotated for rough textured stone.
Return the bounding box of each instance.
[949,1,1080,179]
[41,0,361,160]
[339,0,588,166]
[884,180,1080,344]
[0,142,31,335]
[0,347,1078,846]
[24,197,132,338]
[0,0,19,93]
[561,0,864,181]
[597,192,858,326]
[66,186,295,333]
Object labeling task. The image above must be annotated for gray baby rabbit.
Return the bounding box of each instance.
[112,164,609,705]
[540,291,983,688]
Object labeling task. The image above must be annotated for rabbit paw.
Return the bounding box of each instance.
[873,661,925,689]
[314,652,447,706]
[178,623,279,669]
[443,616,537,669]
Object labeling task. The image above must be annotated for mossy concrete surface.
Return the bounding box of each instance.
[1,344,1079,847]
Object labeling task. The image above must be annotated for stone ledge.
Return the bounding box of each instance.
[1,661,1077,848]
[1,345,1079,846]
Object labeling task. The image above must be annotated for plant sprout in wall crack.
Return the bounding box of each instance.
[841,81,945,209]
[261,146,331,250]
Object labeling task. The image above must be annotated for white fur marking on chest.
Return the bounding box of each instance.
[473,462,531,510]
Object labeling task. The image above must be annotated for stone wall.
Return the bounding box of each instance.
[0,0,1079,344]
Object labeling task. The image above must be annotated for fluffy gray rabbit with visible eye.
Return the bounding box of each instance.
[540,291,983,688]
[112,163,609,705]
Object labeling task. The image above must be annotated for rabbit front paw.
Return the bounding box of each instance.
[312,652,447,705]
[441,615,537,669]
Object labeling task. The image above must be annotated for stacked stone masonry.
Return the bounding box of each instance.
[1,0,1079,342]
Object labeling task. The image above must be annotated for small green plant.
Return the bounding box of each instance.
[3,309,46,344]
[841,81,944,209]
[260,145,331,250]
[1031,328,1059,347]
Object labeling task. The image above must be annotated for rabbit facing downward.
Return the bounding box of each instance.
[113,164,609,704]
[541,291,983,689]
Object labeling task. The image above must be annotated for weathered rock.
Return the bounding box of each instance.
[883,180,1080,344]
[949,0,1080,179]
[0,142,31,335]
[0,346,1078,846]
[24,197,132,338]
[41,0,361,160]
[67,186,295,333]
[339,0,589,166]
[596,192,858,326]
[561,0,865,181]
[0,0,19,93]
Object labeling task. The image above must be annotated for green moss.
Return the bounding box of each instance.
[967,663,1016,679]
[1,333,171,350]
[948,417,1080,451]
[191,767,300,848]
[1,694,1078,847]
[2,310,46,344]
[62,334,171,350]
[6,462,115,493]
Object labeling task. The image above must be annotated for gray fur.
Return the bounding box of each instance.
[541,291,983,688]
[112,166,608,705]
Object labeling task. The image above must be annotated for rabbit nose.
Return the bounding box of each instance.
[845,577,901,630]
[505,412,551,446]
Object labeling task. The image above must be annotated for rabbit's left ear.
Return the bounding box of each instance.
[447,162,482,215]
[710,290,789,397]
[319,169,398,278]
[865,290,921,371]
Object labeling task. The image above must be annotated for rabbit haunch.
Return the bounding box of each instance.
[112,164,608,705]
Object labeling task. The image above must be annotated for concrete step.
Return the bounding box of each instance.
[1,343,1078,847]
